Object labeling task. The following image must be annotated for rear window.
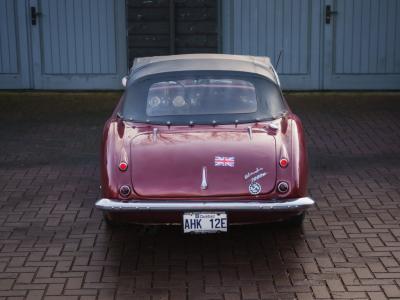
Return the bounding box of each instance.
[121,71,287,125]
[146,79,257,117]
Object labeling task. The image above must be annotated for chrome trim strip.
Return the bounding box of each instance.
[270,65,281,86]
[247,126,253,140]
[152,127,158,142]
[200,166,208,190]
[95,197,314,212]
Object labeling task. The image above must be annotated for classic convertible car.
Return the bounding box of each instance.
[96,54,314,232]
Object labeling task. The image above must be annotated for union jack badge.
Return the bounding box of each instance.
[214,156,235,167]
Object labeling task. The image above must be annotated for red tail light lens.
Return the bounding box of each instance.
[119,162,128,171]
[279,158,288,168]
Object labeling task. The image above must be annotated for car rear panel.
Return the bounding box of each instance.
[130,128,276,198]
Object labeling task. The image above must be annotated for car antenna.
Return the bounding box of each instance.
[212,120,217,127]
[235,120,239,128]
[275,49,284,70]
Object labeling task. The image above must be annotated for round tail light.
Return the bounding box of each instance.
[279,158,288,168]
[119,185,131,197]
[119,162,128,171]
[277,181,289,193]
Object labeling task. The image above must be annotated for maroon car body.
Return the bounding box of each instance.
[96,54,314,230]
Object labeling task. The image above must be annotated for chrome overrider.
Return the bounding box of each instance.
[95,197,314,211]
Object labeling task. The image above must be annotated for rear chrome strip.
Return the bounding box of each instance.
[200,166,208,190]
[247,126,253,140]
[95,197,314,212]
[152,127,158,142]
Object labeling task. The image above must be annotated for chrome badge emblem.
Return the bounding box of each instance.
[248,182,262,195]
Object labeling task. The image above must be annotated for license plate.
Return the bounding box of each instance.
[183,212,228,233]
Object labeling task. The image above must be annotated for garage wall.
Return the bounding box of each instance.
[126,0,218,66]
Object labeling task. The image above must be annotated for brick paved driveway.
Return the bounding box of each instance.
[0,92,399,300]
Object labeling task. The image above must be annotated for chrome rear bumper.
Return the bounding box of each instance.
[95,197,314,212]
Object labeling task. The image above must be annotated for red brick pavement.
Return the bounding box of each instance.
[0,92,399,299]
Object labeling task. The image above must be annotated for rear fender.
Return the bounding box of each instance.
[290,116,308,196]
[100,119,133,199]
[274,115,308,198]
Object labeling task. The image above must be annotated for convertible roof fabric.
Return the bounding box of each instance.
[128,54,277,84]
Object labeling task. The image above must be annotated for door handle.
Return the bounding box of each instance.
[31,6,42,25]
[325,5,338,24]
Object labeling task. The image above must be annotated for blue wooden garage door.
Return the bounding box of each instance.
[222,0,400,90]
[324,0,400,90]
[222,0,322,90]
[0,0,127,90]
[0,0,31,89]
[32,0,127,89]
